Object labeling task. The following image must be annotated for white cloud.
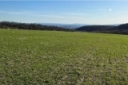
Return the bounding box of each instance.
[0,10,30,15]
[64,12,86,16]
[98,9,106,11]
[109,8,112,11]
[118,11,123,13]
[0,10,65,18]
[0,10,87,20]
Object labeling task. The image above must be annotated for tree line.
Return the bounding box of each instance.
[0,21,72,31]
[1,21,128,35]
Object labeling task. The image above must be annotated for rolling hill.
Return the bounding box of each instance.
[76,23,128,34]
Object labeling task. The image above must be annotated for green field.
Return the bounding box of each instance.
[0,29,128,85]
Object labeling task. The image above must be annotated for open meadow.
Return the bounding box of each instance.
[0,29,128,85]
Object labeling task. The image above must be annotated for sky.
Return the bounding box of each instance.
[0,1,128,24]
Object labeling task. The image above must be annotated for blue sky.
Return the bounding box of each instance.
[0,1,128,24]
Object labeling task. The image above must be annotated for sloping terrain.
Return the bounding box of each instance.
[76,23,128,34]
[0,29,128,85]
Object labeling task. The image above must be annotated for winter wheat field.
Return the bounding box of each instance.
[0,29,128,85]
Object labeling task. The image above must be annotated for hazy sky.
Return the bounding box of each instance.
[0,1,128,24]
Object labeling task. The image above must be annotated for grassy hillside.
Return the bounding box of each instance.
[0,29,128,85]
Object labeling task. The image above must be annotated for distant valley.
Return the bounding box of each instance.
[40,23,85,29]
[1,21,128,35]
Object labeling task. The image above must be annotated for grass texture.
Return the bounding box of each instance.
[0,29,128,85]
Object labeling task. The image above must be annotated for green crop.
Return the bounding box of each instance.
[0,29,128,85]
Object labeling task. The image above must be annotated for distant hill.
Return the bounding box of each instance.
[1,21,128,35]
[40,23,85,29]
[75,25,115,32]
[76,23,128,34]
